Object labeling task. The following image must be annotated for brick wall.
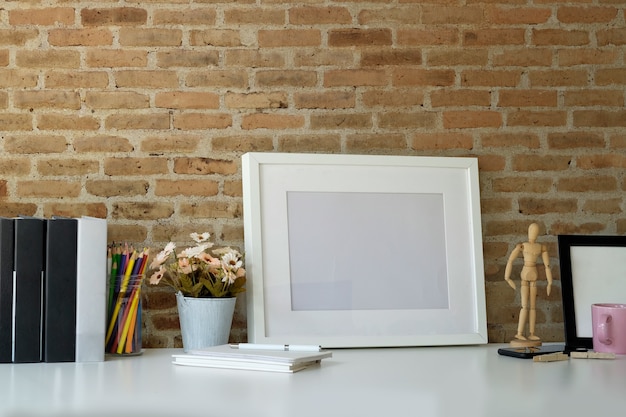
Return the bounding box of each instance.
[1,0,625,347]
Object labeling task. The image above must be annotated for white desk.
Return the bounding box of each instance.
[1,345,624,417]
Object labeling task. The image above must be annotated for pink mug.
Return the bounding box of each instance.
[592,303,626,354]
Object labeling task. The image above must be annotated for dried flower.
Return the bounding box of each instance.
[148,233,246,298]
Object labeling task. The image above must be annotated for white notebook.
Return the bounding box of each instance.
[172,344,332,373]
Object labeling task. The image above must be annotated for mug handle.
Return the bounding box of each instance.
[598,314,613,345]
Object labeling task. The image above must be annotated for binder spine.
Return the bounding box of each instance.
[13,218,45,363]
[43,218,78,363]
[0,219,14,363]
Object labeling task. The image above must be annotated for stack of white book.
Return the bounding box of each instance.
[172,344,332,373]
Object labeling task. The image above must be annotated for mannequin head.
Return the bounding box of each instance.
[528,223,540,242]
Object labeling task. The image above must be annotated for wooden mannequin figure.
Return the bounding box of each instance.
[504,223,553,347]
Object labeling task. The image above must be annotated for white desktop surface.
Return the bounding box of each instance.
[0,345,624,417]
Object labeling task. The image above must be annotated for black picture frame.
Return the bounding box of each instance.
[558,234,626,352]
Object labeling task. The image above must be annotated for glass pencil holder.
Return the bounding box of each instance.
[105,274,144,355]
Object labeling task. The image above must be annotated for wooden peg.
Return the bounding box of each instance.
[570,351,615,360]
[533,352,568,362]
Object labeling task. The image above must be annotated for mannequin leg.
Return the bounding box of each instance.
[515,282,530,339]
[528,283,539,340]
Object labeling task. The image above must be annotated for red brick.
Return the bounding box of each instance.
[290,6,352,24]
[225,8,284,24]
[498,90,557,107]
[492,177,552,193]
[155,180,220,197]
[105,114,170,130]
[310,113,373,130]
[86,50,148,68]
[225,92,287,109]
[528,70,589,87]
[358,7,422,25]
[241,114,304,130]
[597,28,626,46]
[258,30,321,47]
[155,92,220,109]
[119,29,183,47]
[558,49,619,66]
[361,49,422,66]
[398,29,459,46]
[4,135,67,153]
[493,48,552,67]
[190,30,242,47]
[547,133,606,149]
[486,6,551,24]
[277,135,342,153]
[345,133,406,152]
[256,70,317,87]
[443,111,502,128]
[573,110,626,127]
[557,176,617,192]
[173,158,238,175]
[423,6,484,24]
[512,155,572,171]
[172,113,232,130]
[557,6,618,24]
[393,68,455,87]
[45,71,109,88]
[532,29,590,46]
[153,9,217,25]
[362,90,423,107]
[48,29,113,46]
[10,8,74,26]
[564,90,624,107]
[463,29,525,46]
[156,51,219,68]
[595,69,626,86]
[507,111,567,127]
[430,89,491,107]
[461,70,521,87]
[104,158,169,176]
[38,115,100,131]
[186,70,248,88]
[0,30,38,46]
[411,133,474,150]
[81,8,148,26]
[379,112,437,129]
[325,69,387,87]
[294,91,355,109]
[328,29,392,47]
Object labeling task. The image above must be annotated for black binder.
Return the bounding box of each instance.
[13,217,45,363]
[43,217,78,363]
[0,218,14,363]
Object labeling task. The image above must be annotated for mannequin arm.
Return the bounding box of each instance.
[542,245,552,296]
[504,244,522,290]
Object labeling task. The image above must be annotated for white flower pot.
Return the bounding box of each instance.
[175,292,236,352]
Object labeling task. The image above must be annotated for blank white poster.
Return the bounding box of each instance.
[286,191,449,311]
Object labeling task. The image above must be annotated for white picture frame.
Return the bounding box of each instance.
[242,152,487,348]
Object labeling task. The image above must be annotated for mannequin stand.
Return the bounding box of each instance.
[510,339,542,348]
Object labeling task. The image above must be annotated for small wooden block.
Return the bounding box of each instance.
[533,352,568,362]
[570,351,615,360]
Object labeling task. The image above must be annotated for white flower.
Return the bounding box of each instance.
[180,243,211,259]
[222,270,237,285]
[149,266,167,285]
[149,242,176,269]
[220,251,243,285]
[221,251,243,270]
[190,232,210,243]
[213,246,241,257]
